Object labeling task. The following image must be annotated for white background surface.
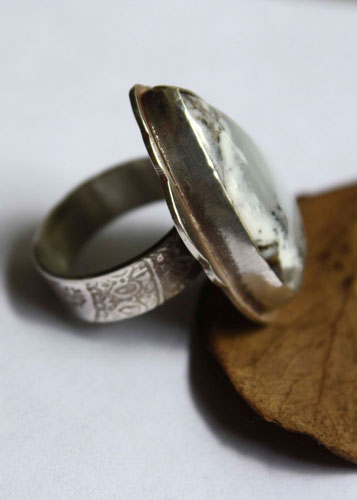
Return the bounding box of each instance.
[1,1,357,498]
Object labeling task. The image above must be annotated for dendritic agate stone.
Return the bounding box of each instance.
[181,93,306,290]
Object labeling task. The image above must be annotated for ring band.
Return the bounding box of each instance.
[33,158,201,322]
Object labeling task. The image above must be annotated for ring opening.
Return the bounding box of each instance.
[34,158,168,278]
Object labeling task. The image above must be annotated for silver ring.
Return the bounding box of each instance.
[34,84,307,323]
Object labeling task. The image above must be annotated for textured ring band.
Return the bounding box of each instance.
[33,158,201,322]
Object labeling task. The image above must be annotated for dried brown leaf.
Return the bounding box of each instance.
[203,184,357,463]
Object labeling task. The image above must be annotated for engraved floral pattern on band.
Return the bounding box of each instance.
[47,231,199,322]
[49,282,86,308]
[86,259,163,321]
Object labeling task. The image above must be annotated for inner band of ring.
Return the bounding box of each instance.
[33,158,201,322]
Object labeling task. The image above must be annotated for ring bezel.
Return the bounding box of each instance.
[130,84,305,322]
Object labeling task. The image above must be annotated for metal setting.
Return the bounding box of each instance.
[130,85,306,322]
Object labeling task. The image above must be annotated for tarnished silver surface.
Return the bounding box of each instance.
[34,84,306,323]
[33,158,200,322]
[131,85,306,322]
